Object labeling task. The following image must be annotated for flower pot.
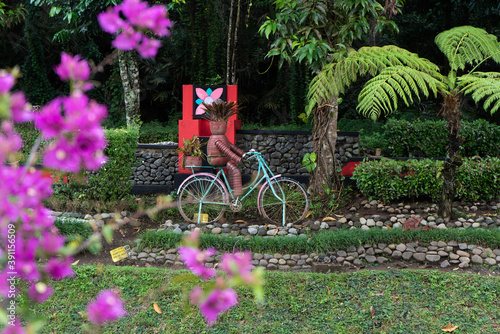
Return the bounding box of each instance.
[209,121,227,135]
[184,155,202,171]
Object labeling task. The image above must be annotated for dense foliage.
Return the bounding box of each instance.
[85,126,139,200]
[352,158,500,202]
[382,119,500,158]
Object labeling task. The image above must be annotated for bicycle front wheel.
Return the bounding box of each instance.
[257,177,310,225]
[177,174,228,224]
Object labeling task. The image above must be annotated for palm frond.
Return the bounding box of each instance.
[306,45,441,115]
[357,66,445,121]
[459,73,500,114]
[435,26,500,71]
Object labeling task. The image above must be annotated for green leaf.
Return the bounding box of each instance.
[102,225,114,244]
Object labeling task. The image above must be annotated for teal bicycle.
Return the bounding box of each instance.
[176,150,310,225]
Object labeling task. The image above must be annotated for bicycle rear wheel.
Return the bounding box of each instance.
[257,177,310,225]
[177,174,228,223]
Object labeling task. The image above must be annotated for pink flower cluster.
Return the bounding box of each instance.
[0,54,117,333]
[86,290,127,324]
[0,78,76,309]
[98,0,173,58]
[178,229,264,327]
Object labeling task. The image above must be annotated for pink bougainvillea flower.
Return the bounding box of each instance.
[34,98,65,139]
[220,251,253,280]
[178,246,217,279]
[54,53,90,82]
[112,28,142,51]
[86,290,127,325]
[0,120,22,164]
[137,36,162,58]
[97,9,124,34]
[2,319,26,334]
[10,92,33,123]
[40,232,65,254]
[0,71,14,94]
[44,257,75,280]
[198,288,238,326]
[28,282,54,303]
[43,138,81,173]
[98,0,172,58]
[195,88,224,115]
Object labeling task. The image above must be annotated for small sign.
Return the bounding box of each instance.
[194,213,209,223]
[110,246,130,262]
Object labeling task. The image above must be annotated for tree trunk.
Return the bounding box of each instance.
[118,50,141,127]
[438,93,463,220]
[308,97,341,195]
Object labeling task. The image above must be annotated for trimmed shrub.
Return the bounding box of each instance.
[14,122,49,163]
[84,126,139,201]
[352,158,500,202]
[139,121,178,143]
[139,228,500,253]
[382,119,500,158]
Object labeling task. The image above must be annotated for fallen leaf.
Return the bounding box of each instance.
[133,227,141,234]
[273,228,279,235]
[153,302,163,314]
[235,220,247,223]
[441,325,458,332]
[370,306,375,318]
[322,216,336,222]
[453,268,459,271]
[327,287,330,294]
[119,229,125,237]
[375,292,384,296]
[71,260,80,266]
[77,312,84,318]
[306,210,312,218]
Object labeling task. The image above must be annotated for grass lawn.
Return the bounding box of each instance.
[25,265,500,333]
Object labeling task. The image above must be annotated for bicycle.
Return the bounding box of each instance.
[176,150,310,226]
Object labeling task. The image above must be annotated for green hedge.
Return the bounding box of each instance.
[382,119,500,158]
[352,158,500,202]
[84,126,139,200]
[139,228,500,253]
[139,121,178,143]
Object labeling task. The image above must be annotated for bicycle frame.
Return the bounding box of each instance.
[178,150,288,224]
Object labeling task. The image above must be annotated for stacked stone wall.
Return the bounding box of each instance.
[130,130,360,185]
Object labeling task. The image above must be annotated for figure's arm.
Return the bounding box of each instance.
[229,142,244,157]
[215,140,242,163]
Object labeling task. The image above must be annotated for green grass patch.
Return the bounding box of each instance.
[26,265,500,333]
[138,228,500,253]
[55,217,93,243]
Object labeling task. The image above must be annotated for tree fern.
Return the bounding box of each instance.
[306,45,441,115]
[357,66,445,121]
[459,74,500,114]
[435,26,500,72]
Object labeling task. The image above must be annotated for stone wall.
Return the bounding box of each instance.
[236,130,359,175]
[131,145,178,186]
[131,130,360,185]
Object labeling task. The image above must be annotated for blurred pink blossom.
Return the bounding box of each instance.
[198,288,238,326]
[178,246,217,279]
[86,290,127,324]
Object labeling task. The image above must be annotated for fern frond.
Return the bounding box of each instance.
[435,26,500,71]
[458,73,500,114]
[306,45,442,115]
[357,66,444,121]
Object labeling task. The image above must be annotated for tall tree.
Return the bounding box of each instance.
[260,0,402,195]
[308,26,500,219]
[27,0,143,127]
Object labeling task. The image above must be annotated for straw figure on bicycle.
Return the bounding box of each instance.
[202,100,245,196]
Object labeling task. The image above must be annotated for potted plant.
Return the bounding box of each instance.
[201,100,241,166]
[176,135,206,171]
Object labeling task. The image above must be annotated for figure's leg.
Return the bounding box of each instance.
[227,161,242,196]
